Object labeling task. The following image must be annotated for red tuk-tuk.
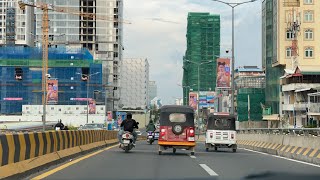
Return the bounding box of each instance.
[158,105,196,155]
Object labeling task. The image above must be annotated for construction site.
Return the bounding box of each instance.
[183,12,220,106]
[0,0,124,115]
[0,46,104,114]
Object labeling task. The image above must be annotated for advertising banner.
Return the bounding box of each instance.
[47,79,58,104]
[89,100,96,114]
[216,58,231,88]
[199,91,216,109]
[189,92,198,110]
[3,98,23,101]
[107,111,113,121]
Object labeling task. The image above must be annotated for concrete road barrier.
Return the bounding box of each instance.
[237,134,320,165]
[0,130,118,179]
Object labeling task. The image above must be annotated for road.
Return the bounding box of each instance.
[29,141,320,180]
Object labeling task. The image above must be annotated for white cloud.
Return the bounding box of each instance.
[123,0,261,104]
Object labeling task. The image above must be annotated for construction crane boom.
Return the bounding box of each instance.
[18,0,130,131]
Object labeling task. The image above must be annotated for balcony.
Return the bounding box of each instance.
[309,103,320,115]
[282,103,308,111]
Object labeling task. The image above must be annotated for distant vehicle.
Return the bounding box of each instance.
[136,130,142,136]
[78,123,106,130]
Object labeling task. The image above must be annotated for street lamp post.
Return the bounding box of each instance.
[76,72,100,124]
[185,60,213,129]
[211,0,257,115]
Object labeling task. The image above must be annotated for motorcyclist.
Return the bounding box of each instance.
[54,120,65,130]
[146,120,156,132]
[119,113,139,145]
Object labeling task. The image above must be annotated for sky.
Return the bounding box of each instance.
[123,0,262,105]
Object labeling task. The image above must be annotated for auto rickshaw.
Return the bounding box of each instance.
[205,114,237,152]
[158,105,196,155]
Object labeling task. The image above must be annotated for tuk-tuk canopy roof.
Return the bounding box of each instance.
[160,105,194,114]
[207,114,236,131]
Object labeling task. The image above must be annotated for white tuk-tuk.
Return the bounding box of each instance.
[205,114,237,152]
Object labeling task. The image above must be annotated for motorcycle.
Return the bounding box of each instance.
[120,131,135,153]
[147,131,159,145]
[147,131,155,145]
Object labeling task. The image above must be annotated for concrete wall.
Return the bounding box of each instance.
[238,121,268,129]
[237,133,320,165]
[133,113,150,128]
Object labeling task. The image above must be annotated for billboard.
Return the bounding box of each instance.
[216,58,231,88]
[199,91,216,109]
[47,79,58,104]
[189,92,198,110]
[89,100,96,114]
[107,111,113,121]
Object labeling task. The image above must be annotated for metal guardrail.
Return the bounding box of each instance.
[237,128,320,137]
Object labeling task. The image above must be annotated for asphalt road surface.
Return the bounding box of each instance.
[28,141,320,180]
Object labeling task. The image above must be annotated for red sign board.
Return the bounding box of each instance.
[3,98,23,101]
[70,98,92,101]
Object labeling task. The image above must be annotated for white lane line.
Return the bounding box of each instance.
[199,164,218,176]
[190,155,196,159]
[240,148,320,168]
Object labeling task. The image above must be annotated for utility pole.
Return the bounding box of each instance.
[210,0,258,115]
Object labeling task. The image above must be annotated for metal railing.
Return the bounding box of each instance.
[0,122,56,134]
[238,128,320,137]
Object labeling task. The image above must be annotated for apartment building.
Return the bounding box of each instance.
[262,0,320,127]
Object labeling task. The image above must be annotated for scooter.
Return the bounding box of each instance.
[120,131,135,153]
[147,131,155,145]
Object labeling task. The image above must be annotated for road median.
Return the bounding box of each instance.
[0,130,118,179]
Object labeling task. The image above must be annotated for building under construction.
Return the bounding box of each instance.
[183,12,220,105]
[0,0,123,111]
[0,47,104,114]
[235,66,266,121]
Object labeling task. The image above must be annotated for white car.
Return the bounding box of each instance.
[136,130,142,136]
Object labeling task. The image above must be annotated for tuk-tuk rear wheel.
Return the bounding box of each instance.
[158,151,162,155]
[232,148,237,153]
[214,147,218,151]
[173,148,176,154]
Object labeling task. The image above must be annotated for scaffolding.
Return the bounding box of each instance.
[183,12,220,104]
[0,47,103,114]
[237,88,265,122]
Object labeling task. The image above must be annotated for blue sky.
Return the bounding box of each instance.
[123,0,262,104]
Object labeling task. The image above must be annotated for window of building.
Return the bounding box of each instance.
[81,67,89,81]
[304,11,314,22]
[286,47,292,58]
[286,29,294,40]
[304,0,313,4]
[51,107,54,110]
[304,29,313,40]
[15,68,23,80]
[305,47,314,58]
